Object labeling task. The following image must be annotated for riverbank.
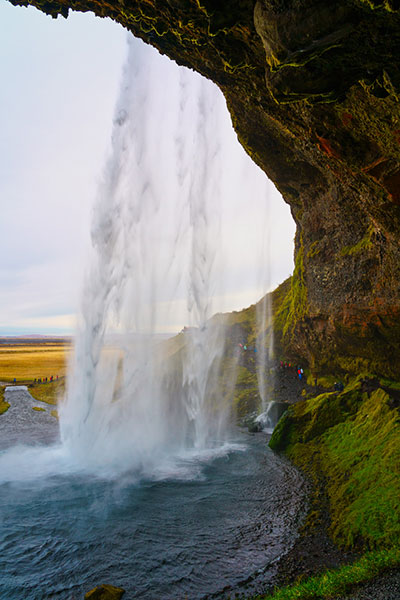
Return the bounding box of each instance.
[261,374,400,600]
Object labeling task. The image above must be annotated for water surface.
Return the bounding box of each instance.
[0,388,306,599]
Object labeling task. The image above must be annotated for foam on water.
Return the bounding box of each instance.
[5,386,28,392]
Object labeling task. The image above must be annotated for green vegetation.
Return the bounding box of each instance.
[0,343,69,382]
[340,226,373,257]
[258,548,400,600]
[273,240,307,351]
[32,406,46,412]
[271,378,400,548]
[268,375,400,597]
[29,378,65,406]
[0,386,10,415]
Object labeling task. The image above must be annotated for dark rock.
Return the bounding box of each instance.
[247,420,263,433]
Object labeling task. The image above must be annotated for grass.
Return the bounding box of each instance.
[268,376,400,598]
[29,378,66,406]
[0,386,10,415]
[321,387,400,549]
[273,380,400,549]
[0,343,70,383]
[257,548,400,600]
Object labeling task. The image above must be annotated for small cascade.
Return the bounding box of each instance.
[255,188,274,417]
[255,401,289,433]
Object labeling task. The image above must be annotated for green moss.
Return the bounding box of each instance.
[306,241,320,259]
[335,355,375,377]
[323,388,400,548]
[314,375,336,388]
[340,226,373,256]
[32,406,46,412]
[270,42,344,73]
[267,378,400,598]
[379,377,400,390]
[272,382,400,551]
[258,548,400,600]
[273,238,308,348]
[236,365,256,386]
[269,408,296,451]
[233,386,259,418]
[358,0,400,12]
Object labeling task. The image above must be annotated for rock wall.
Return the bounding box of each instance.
[9,0,400,377]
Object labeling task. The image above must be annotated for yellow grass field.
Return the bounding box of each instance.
[0,343,71,383]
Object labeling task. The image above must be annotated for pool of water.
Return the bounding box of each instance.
[0,388,307,599]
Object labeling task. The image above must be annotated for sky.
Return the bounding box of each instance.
[0,0,296,336]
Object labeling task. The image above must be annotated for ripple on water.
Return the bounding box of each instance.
[0,401,307,600]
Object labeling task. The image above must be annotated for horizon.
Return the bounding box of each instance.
[0,4,295,338]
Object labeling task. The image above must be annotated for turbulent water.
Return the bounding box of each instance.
[0,388,307,600]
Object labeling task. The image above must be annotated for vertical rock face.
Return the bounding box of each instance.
[8,0,400,376]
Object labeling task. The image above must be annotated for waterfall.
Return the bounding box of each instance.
[255,195,273,413]
[59,37,229,475]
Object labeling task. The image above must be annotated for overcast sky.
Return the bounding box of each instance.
[0,0,295,336]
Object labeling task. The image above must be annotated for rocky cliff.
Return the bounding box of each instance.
[9,0,400,377]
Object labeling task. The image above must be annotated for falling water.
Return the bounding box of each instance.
[59,37,230,475]
[255,191,274,406]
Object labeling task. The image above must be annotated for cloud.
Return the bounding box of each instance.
[0,6,295,336]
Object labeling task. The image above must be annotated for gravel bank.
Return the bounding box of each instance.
[336,569,400,600]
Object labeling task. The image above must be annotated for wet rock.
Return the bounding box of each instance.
[84,584,125,600]
[247,420,263,433]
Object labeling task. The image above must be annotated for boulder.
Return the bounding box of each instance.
[84,584,125,600]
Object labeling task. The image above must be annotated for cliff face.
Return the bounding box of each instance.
[10,0,400,377]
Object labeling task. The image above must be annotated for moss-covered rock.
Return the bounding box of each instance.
[84,584,125,600]
[270,377,400,551]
